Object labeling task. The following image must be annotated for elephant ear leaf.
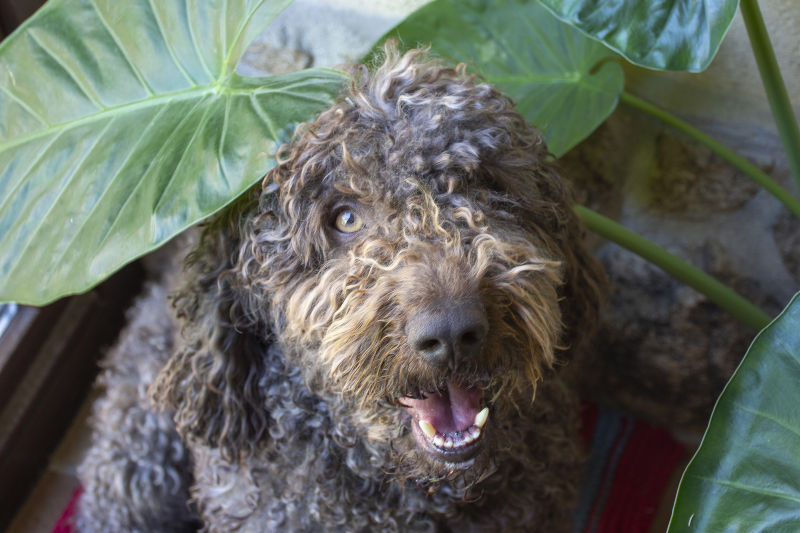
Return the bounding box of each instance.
[378,0,624,158]
[537,0,739,72]
[669,291,800,532]
[0,0,346,305]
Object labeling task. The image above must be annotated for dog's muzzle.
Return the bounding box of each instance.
[400,298,490,463]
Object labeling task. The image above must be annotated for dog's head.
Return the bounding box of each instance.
[153,44,603,486]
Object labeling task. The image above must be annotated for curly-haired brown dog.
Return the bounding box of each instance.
[77,44,604,532]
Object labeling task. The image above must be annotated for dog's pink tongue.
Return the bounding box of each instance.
[406,380,482,434]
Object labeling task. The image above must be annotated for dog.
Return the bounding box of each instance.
[76,44,605,532]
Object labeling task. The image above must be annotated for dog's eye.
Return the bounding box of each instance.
[333,208,364,234]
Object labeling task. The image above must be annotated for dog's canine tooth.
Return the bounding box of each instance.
[474,407,489,428]
[419,419,436,438]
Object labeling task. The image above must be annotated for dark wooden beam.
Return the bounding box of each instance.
[0,262,145,530]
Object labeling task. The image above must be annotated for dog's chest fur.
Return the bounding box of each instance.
[183,338,580,532]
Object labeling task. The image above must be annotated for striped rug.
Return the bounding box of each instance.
[574,404,686,533]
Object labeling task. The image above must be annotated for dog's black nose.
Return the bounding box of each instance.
[406,300,489,368]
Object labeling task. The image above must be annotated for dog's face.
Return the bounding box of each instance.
[272,170,562,475]
[241,49,584,484]
[158,47,600,488]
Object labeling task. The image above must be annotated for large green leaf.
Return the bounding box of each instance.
[538,0,739,72]
[669,291,800,532]
[0,0,347,305]
[379,0,624,157]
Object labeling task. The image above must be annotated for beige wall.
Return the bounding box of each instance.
[626,0,800,133]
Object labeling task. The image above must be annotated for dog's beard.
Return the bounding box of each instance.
[311,343,536,494]
[275,222,563,490]
[315,302,553,488]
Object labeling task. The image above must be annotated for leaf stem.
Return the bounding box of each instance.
[574,205,772,331]
[740,0,800,194]
[620,92,800,221]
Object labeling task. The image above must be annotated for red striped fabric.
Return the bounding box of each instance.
[51,486,81,533]
[575,404,686,533]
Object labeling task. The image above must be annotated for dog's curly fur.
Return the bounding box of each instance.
[77,44,605,532]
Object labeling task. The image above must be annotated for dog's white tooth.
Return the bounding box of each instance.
[474,407,489,428]
[465,429,478,443]
[433,434,445,447]
[419,420,436,438]
[443,436,454,448]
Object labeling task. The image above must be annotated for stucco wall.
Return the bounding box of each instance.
[627,0,800,132]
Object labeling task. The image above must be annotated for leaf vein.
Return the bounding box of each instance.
[734,403,800,439]
[465,0,529,72]
[27,30,104,109]
[222,0,270,76]
[186,0,215,80]
[249,87,334,107]
[45,104,175,270]
[219,1,227,79]
[0,85,214,154]
[8,116,119,278]
[0,84,49,126]
[776,338,800,363]
[87,0,155,96]
[248,93,279,140]
[146,0,198,85]
[697,476,800,504]
[0,132,63,216]
[152,98,217,212]
[94,95,210,250]
[217,95,232,190]
[518,3,571,72]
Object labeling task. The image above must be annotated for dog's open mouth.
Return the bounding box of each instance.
[400,379,488,464]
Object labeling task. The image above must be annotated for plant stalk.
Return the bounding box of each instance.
[620,92,800,221]
[740,0,800,194]
[575,205,772,331]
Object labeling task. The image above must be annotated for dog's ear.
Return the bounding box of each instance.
[543,172,606,358]
[525,164,606,359]
[150,190,273,461]
[486,150,605,360]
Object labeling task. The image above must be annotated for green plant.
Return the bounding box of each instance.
[1,0,798,528]
[0,0,346,304]
[668,291,800,531]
